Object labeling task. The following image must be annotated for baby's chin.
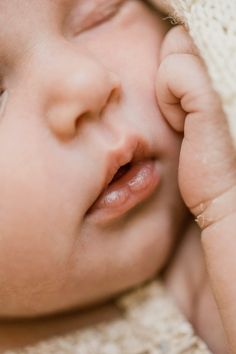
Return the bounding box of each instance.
[43,208,185,318]
[0,203,185,320]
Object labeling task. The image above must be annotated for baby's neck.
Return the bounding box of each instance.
[162,220,228,354]
[0,300,121,352]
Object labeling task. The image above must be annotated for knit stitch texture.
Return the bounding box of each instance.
[4,281,211,354]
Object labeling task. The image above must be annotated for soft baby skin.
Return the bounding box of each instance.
[0,0,186,318]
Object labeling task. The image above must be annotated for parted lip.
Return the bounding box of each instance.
[95,135,154,200]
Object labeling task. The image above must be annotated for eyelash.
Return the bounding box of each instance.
[74,1,124,34]
[84,10,118,30]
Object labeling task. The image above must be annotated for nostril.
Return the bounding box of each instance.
[107,88,120,105]
[100,87,121,116]
[110,87,121,102]
[75,111,91,129]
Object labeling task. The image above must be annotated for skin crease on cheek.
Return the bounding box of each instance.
[0,0,187,321]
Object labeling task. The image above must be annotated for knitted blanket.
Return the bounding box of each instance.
[4,281,211,354]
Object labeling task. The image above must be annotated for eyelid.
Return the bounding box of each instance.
[71,0,125,34]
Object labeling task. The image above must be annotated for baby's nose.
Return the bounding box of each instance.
[44,49,121,140]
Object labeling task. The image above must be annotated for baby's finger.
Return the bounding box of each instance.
[157,50,235,209]
[160,25,199,61]
[157,26,207,133]
[156,52,215,132]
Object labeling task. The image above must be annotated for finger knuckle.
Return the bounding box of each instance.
[161,25,198,60]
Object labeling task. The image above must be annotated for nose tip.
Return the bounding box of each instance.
[46,62,121,141]
[47,101,85,140]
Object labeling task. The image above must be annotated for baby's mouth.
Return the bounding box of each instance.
[87,158,161,224]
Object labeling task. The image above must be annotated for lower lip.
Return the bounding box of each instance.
[86,160,161,224]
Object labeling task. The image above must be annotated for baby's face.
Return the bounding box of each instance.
[0,0,186,318]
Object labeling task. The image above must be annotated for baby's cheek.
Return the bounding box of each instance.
[0,208,72,317]
[0,173,73,316]
[0,199,65,289]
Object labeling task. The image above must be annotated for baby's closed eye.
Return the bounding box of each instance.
[68,0,125,34]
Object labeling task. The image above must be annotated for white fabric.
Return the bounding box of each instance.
[5,281,211,354]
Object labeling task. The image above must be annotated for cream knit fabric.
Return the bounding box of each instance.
[152,0,236,145]
[4,281,211,354]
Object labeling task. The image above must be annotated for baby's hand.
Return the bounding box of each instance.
[156,26,236,352]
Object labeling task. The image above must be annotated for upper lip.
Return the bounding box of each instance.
[101,135,153,194]
[85,134,155,216]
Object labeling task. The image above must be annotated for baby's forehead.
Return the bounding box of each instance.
[0,0,74,64]
[0,0,126,63]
